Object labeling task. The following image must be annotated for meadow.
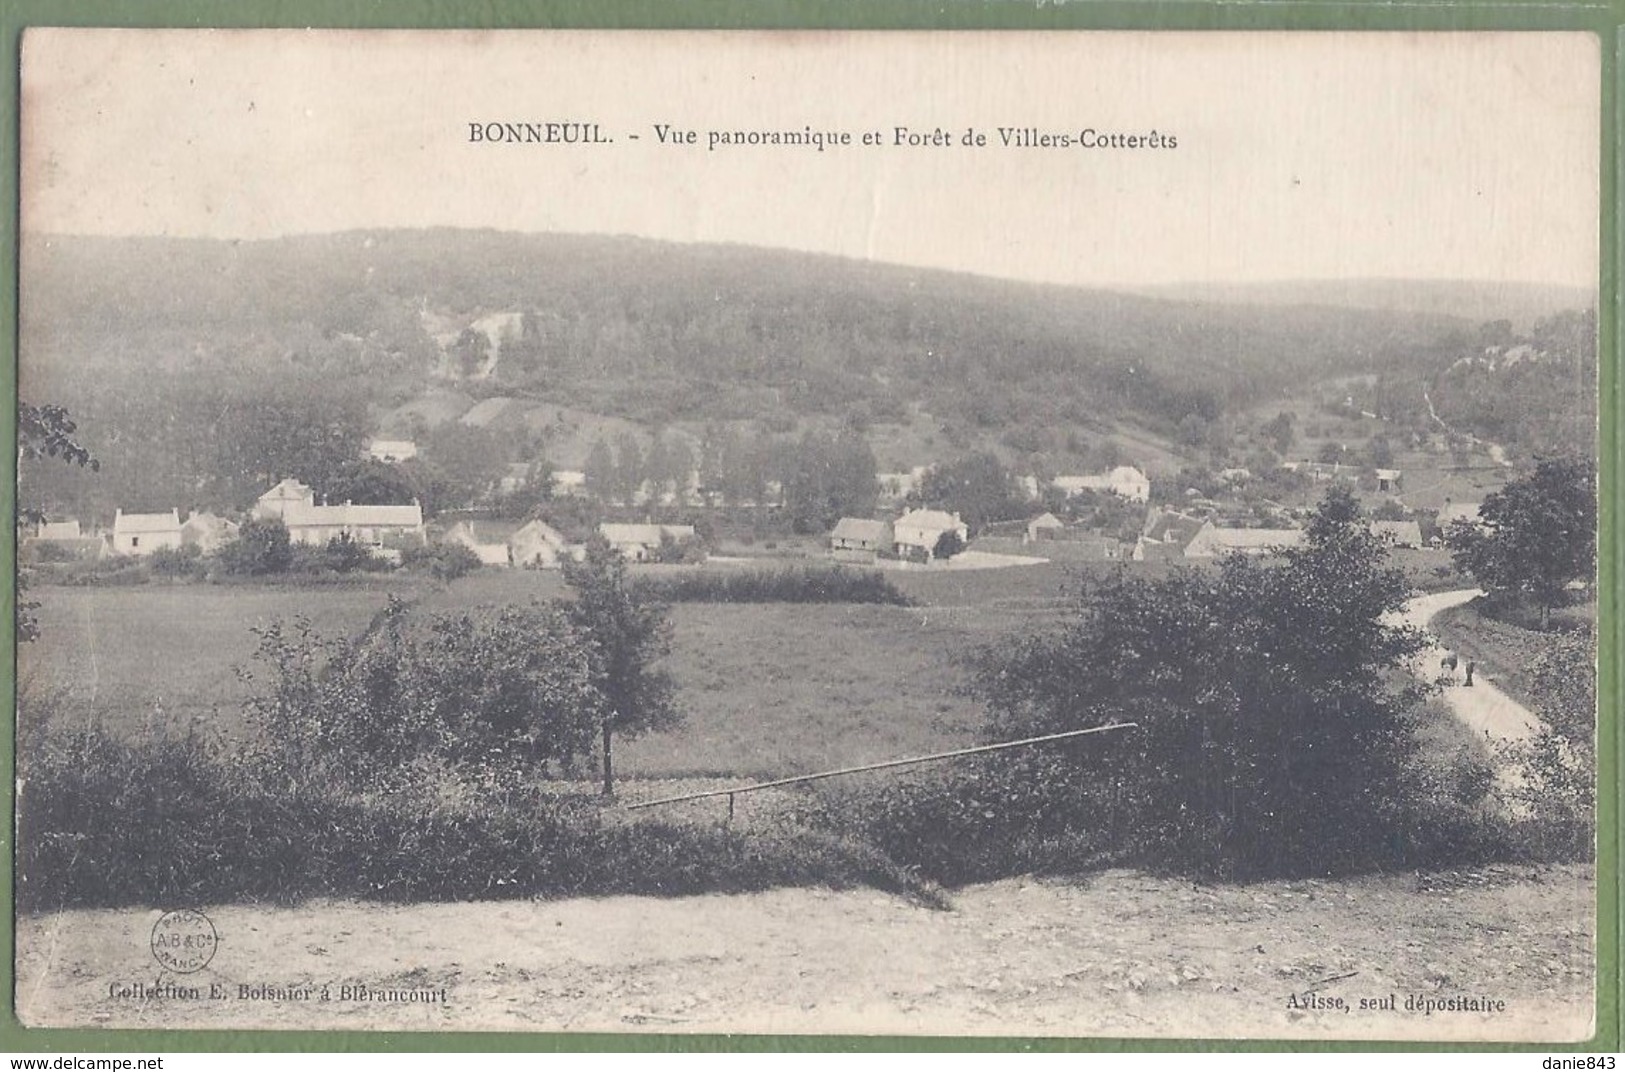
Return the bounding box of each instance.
[20,560,1080,780]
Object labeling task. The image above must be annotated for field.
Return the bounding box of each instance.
[20,549,1466,778]
[19,583,404,738]
[20,560,1090,779]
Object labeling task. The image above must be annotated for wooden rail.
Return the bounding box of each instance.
[624,722,1139,817]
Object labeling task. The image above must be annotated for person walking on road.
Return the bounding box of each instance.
[1464,659,1475,687]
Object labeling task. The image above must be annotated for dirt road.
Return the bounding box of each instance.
[1395,589,1541,741]
[16,866,1593,1041]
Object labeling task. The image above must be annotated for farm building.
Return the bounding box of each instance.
[553,470,588,496]
[1370,519,1424,548]
[1182,521,1305,559]
[830,517,892,562]
[1133,509,1205,561]
[599,522,698,562]
[1052,465,1151,504]
[1025,512,1066,543]
[893,509,968,560]
[511,520,575,569]
[253,479,425,550]
[112,509,183,556]
[35,519,82,540]
[445,520,518,566]
[1375,468,1403,492]
[180,512,239,553]
[20,518,106,563]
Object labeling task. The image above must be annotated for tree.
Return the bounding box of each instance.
[1366,435,1395,468]
[217,515,294,575]
[323,458,421,506]
[1446,456,1596,629]
[781,429,878,533]
[917,451,1022,534]
[583,437,616,502]
[17,403,99,642]
[932,529,965,560]
[974,486,1439,879]
[561,538,681,796]
[1264,412,1295,456]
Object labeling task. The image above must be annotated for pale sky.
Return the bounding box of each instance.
[20,29,1602,289]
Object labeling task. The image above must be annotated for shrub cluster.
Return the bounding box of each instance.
[15,720,930,912]
[400,541,483,581]
[632,565,911,605]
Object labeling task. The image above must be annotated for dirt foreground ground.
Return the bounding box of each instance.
[16,865,1594,1042]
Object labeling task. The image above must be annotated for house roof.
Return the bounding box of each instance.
[446,519,526,546]
[36,520,81,539]
[1375,468,1403,481]
[1028,512,1064,529]
[259,478,314,502]
[511,520,568,547]
[895,509,963,532]
[284,502,423,529]
[1185,523,1305,556]
[1142,509,1204,546]
[113,510,181,534]
[181,512,237,534]
[832,517,889,542]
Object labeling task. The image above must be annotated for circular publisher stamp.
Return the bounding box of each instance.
[150,909,218,973]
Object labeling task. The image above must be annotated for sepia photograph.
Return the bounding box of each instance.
[11,29,1604,1042]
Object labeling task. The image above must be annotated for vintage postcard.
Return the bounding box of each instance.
[12,30,1603,1041]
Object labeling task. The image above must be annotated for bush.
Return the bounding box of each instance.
[401,542,483,581]
[15,717,935,912]
[287,534,394,574]
[241,602,603,792]
[148,543,206,578]
[215,515,293,575]
[965,488,1490,880]
[633,565,911,605]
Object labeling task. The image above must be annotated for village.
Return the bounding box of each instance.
[19,436,1474,579]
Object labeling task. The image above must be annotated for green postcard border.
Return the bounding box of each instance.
[0,0,1619,1055]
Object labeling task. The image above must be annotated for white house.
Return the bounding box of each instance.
[892,509,968,560]
[180,511,239,553]
[36,519,81,540]
[599,522,698,562]
[254,479,425,550]
[367,439,418,464]
[510,520,575,569]
[444,520,515,566]
[553,470,588,496]
[112,509,183,556]
[1052,466,1151,504]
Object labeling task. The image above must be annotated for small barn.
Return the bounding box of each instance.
[830,518,892,562]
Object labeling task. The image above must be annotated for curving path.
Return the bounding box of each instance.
[1393,589,1541,742]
